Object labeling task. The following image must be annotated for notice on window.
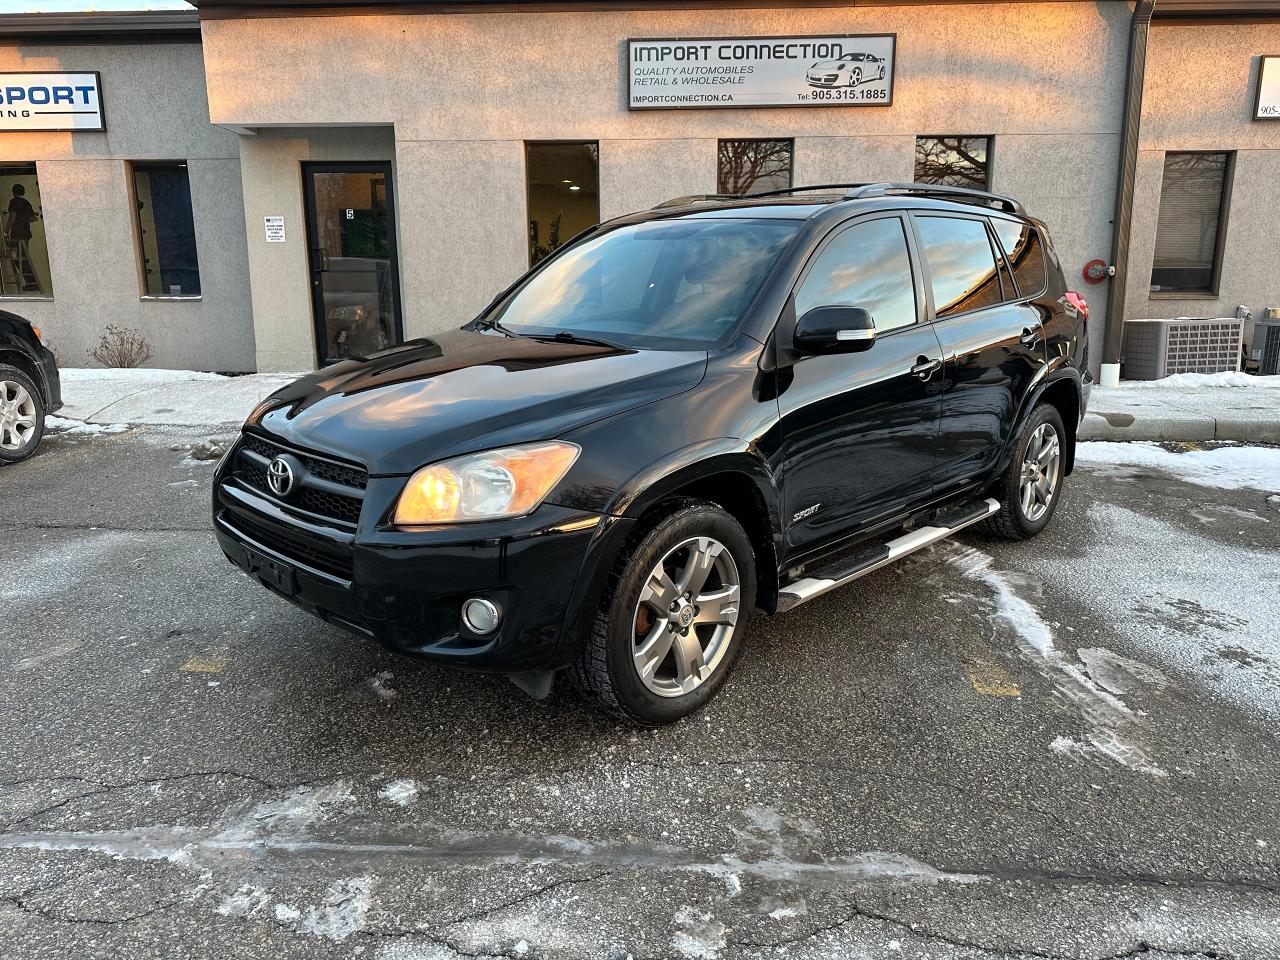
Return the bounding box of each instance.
[628,35,895,110]
[0,72,104,132]
[264,216,286,243]
[1256,56,1280,120]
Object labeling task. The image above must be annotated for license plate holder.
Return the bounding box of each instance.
[243,548,298,595]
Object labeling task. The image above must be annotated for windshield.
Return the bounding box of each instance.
[485,219,799,350]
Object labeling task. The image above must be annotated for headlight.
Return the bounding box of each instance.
[393,441,580,526]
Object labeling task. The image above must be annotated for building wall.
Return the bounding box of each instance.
[0,40,254,371]
[1127,22,1280,351]
[201,1,1134,372]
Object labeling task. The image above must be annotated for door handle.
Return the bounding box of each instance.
[911,356,942,380]
[1020,325,1041,346]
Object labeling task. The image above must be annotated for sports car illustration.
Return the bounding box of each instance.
[805,52,887,88]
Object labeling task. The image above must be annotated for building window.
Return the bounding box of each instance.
[0,163,53,297]
[1151,152,1231,295]
[131,162,201,297]
[526,142,599,266]
[718,139,793,195]
[914,136,991,189]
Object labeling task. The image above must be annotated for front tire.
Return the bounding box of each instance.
[0,365,45,465]
[571,501,756,725]
[981,403,1066,541]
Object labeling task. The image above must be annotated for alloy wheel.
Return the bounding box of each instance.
[1018,422,1060,522]
[631,536,741,698]
[0,380,37,451]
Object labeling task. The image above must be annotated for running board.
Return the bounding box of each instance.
[776,498,999,613]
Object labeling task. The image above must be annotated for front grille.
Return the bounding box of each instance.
[232,432,366,527]
[223,509,354,581]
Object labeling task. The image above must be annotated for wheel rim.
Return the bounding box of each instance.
[631,536,741,699]
[852,69,862,85]
[0,380,37,451]
[1018,422,1060,522]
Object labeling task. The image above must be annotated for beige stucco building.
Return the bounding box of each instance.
[1,1,1278,378]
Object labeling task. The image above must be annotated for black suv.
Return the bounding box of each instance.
[0,309,61,464]
[214,183,1090,724]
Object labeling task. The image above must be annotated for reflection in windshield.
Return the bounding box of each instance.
[488,219,798,350]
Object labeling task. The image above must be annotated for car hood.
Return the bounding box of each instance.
[251,328,708,476]
[810,60,846,69]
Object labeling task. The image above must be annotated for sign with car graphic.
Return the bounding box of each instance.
[628,35,895,110]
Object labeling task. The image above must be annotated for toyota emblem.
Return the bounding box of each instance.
[266,455,296,497]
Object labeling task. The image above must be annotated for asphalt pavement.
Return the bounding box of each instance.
[2,425,1279,960]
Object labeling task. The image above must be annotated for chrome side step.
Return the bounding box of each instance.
[776,498,999,613]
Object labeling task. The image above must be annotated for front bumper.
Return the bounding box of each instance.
[213,462,632,674]
[806,73,842,87]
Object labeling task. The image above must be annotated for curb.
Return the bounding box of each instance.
[1079,411,1280,444]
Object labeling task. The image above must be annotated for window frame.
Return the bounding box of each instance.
[907,211,1011,322]
[523,139,601,268]
[1148,149,1235,300]
[0,161,55,301]
[913,135,994,191]
[716,138,795,196]
[127,159,203,301]
[784,211,928,347]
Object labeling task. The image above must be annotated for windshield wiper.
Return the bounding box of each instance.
[523,330,624,350]
[475,315,524,339]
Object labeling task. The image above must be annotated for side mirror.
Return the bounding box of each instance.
[793,305,876,355]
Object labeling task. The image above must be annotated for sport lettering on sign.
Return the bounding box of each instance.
[627,35,896,110]
[0,72,104,132]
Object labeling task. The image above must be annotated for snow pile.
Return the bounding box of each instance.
[1077,441,1280,492]
[60,367,226,383]
[1118,371,1280,390]
[44,415,130,436]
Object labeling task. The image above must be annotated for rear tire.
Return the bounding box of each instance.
[981,403,1066,541]
[0,365,45,465]
[570,501,755,725]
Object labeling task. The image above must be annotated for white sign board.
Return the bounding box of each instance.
[264,216,286,243]
[0,72,103,132]
[1255,56,1280,120]
[628,35,895,110]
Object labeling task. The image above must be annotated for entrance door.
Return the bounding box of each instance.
[303,162,403,366]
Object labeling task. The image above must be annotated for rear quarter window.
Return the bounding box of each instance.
[991,219,1048,299]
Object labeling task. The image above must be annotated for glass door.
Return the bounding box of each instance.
[302,162,403,366]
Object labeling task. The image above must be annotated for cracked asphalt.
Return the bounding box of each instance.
[2,426,1279,960]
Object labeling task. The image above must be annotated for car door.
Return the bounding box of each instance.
[910,212,1047,495]
[775,212,945,557]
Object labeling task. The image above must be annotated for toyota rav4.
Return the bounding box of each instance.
[213,183,1091,724]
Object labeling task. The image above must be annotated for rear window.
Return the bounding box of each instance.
[991,219,1048,298]
[914,216,1004,318]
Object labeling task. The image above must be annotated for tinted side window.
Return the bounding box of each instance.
[915,216,1003,317]
[991,219,1047,298]
[794,218,917,333]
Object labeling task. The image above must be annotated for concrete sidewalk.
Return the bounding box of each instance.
[52,366,1280,443]
[56,368,301,429]
[1079,373,1280,444]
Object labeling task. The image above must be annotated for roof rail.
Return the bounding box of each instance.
[845,182,1025,215]
[651,194,741,209]
[735,183,872,199]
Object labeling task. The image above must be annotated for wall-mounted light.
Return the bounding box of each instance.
[569,185,581,192]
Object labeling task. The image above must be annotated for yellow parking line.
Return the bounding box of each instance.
[179,653,229,674]
[954,638,1021,697]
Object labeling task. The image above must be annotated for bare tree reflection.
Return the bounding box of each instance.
[914,136,990,188]
[718,140,793,195]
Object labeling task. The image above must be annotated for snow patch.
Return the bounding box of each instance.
[946,545,1167,777]
[671,906,726,960]
[378,779,419,807]
[1117,371,1280,389]
[60,367,227,383]
[768,902,808,920]
[216,884,271,918]
[1077,442,1280,493]
[366,672,399,701]
[44,415,130,435]
[299,876,374,941]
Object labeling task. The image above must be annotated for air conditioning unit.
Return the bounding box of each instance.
[1252,309,1280,376]
[1122,317,1244,380]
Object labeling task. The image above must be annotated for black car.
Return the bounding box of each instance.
[0,309,61,464]
[213,183,1091,724]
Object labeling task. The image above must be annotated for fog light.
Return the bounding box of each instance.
[461,597,501,635]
